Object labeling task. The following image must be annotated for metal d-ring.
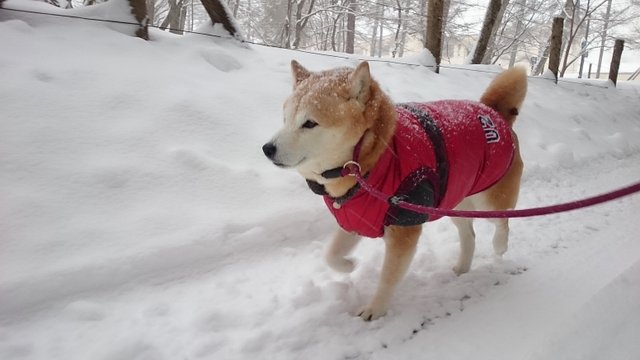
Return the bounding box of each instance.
[342,161,361,177]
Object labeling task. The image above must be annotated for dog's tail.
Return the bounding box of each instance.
[480,67,528,127]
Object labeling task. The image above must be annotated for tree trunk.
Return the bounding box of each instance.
[160,0,178,31]
[160,12,170,30]
[419,0,427,43]
[559,0,607,77]
[578,14,590,78]
[169,0,184,34]
[369,15,379,57]
[398,29,407,58]
[292,0,316,49]
[331,13,342,51]
[322,16,330,51]
[283,0,292,48]
[471,0,502,64]
[595,0,612,78]
[292,0,306,49]
[146,0,156,25]
[425,0,444,71]
[559,0,574,62]
[559,0,578,77]
[533,44,550,75]
[508,0,525,68]
[377,19,383,57]
[177,0,187,34]
[392,0,402,58]
[345,0,356,54]
[548,16,564,81]
[398,0,411,59]
[128,0,149,39]
[200,0,240,37]
[442,0,451,29]
[336,10,343,51]
[482,0,510,64]
[232,0,240,17]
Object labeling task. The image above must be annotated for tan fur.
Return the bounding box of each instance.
[291,62,397,197]
[268,61,528,320]
[483,134,523,211]
[480,67,528,126]
[358,225,421,320]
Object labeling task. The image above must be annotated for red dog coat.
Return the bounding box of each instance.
[322,100,515,238]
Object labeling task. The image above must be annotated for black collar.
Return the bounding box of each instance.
[305,178,362,208]
[306,179,330,195]
[304,164,346,196]
[305,133,368,205]
[305,164,363,207]
[320,166,345,179]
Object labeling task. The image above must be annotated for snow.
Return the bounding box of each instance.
[1,1,640,359]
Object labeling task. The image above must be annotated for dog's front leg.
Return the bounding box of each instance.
[359,225,421,321]
[326,227,361,273]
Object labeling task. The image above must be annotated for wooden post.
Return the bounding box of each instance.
[471,0,502,64]
[128,0,149,40]
[588,63,592,79]
[608,39,624,86]
[425,0,444,73]
[548,17,564,83]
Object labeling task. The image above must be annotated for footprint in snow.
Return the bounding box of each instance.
[200,50,242,72]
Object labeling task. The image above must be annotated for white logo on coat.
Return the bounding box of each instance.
[478,114,500,143]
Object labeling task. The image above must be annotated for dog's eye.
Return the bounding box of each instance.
[301,120,318,129]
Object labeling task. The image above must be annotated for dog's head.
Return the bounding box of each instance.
[263,60,374,182]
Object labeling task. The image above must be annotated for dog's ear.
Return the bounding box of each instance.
[291,60,311,88]
[349,61,371,104]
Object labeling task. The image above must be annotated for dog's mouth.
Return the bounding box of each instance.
[273,157,306,168]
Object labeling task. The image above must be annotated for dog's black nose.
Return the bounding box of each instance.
[262,142,277,159]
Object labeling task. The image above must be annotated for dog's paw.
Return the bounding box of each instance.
[452,264,470,276]
[326,257,356,273]
[357,304,387,321]
[493,241,508,257]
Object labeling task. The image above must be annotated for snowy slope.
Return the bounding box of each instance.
[1,2,640,359]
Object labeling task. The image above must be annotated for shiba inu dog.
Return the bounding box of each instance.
[263,60,527,320]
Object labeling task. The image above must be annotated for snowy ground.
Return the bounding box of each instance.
[1,2,640,359]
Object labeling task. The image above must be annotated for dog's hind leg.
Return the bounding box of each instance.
[359,225,421,321]
[480,144,523,257]
[489,218,509,256]
[326,228,361,273]
[451,198,476,275]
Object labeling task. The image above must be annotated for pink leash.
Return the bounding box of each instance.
[340,139,640,218]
